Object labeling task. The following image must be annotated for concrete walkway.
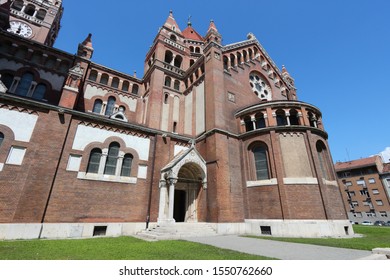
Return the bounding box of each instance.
[183,235,376,260]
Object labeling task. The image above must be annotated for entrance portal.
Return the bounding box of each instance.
[157,147,207,225]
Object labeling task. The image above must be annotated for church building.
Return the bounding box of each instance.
[0,0,352,239]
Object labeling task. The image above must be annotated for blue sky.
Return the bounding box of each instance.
[55,0,390,163]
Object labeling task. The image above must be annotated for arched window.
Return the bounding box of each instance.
[289,109,300,125]
[1,73,14,90]
[88,70,98,81]
[174,80,180,91]
[100,73,109,85]
[164,93,169,104]
[164,76,171,87]
[105,96,116,116]
[174,55,183,68]
[255,113,266,129]
[190,59,195,67]
[87,148,102,174]
[244,116,254,132]
[104,142,120,175]
[164,50,173,64]
[243,50,248,62]
[121,154,133,177]
[237,52,242,64]
[195,47,200,53]
[12,0,23,11]
[230,53,236,67]
[316,141,334,180]
[190,46,194,53]
[276,109,287,126]
[131,84,139,95]
[252,144,270,180]
[111,77,119,89]
[170,34,177,42]
[223,56,229,70]
[15,72,34,96]
[308,112,317,128]
[36,9,47,20]
[24,4,36,16]
[32,83,46,100]
[122,81,129,92]
[0,132,4,147]
[93,99,103,114]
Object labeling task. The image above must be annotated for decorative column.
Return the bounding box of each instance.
[158,180,168,222]
[167,176,178,222]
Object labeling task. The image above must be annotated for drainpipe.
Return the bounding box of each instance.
[146,133,158,229]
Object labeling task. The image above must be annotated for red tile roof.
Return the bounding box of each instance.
[182,26,203,41]
[334,156,378,171]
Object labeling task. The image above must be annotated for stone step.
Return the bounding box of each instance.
[136,223,218,241]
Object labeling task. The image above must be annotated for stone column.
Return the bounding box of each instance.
[158,180,168,222]
[168,177,178,222]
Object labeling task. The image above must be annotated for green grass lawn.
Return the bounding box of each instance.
[249,225,390,251]
[0,236,273,260]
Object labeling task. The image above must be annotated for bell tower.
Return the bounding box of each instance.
[5,0,63,46]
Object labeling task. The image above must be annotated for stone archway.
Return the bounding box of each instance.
[157,147,207,225]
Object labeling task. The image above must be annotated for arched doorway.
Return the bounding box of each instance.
[174,163,204,223]
[157,147,207,225]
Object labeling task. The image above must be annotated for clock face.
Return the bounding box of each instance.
[249,73,272,101]
[7,21,33,38]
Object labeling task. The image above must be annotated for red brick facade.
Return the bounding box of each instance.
[0,1,350,238]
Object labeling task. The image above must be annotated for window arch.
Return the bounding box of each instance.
[244,116,254,132]
[36,9,47,20]
[104,142,120,175]
[1,73,14,90]
[195,47,200,53]
[93,99,103,114]
[289,109,300,125]
[164,50,173,64]
[11,0,23,11]
[87,148,102,174]
[223,56,229,70]
[24,4,36,16]
[121,154,133,177]
[164,76,172,87]
[32,83,46,100]
[164,93,169,104]
[122,81,129,92]
[252,143,270,180]
[174,80,180,91]
[131,84,139,95]
[230,53,236,67]
[100,73,109,85]
[190,59,195,67]
[255,112,266,129]
[174,55,183,68]
[88,70,98,81]
[15,72,34,96]
[111,77,119,89]
[276,109,287,126]
[316,141,334,180]
[170,34,177,41]
[190,46,194,53]
[105,96,116,116]
[0,132,4,147]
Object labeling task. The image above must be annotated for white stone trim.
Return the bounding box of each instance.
[322,179,339,187]
[0,108,38,142]
[77,172,137,184]
[283,177,318,185]
[246,178,278,187]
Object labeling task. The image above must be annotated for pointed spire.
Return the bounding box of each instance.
[81,33,93,49]
[77,33,94,59]
[208,19,218,32]
[163,10,181,33]
[187,15,192,26]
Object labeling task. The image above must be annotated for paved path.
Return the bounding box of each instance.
[183,235,375,260]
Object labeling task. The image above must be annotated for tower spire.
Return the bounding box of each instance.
[163,10,181,33]
[77,33,94,59]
